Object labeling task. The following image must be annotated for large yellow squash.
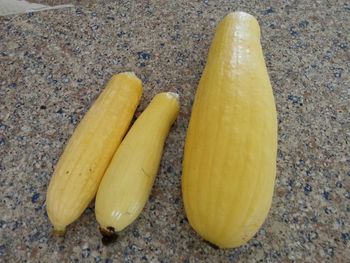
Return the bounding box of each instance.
[46,72,142,235]
[182,12,278,248]
[95,92,179,236]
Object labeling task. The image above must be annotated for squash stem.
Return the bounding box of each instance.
[52,225,66,237]
[100,227,118,245]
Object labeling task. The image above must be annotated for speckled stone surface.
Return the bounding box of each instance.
[1,0,349,262]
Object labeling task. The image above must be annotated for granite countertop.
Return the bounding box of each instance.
[1,0,349,262]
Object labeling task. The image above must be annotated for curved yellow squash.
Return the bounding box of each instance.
[182,12,278,248]
[46,72,142,235]
[95,92,179,236]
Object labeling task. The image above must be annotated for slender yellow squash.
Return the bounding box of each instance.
[182,12,278,248]
[95,92,179,236]
[46,72,142,235]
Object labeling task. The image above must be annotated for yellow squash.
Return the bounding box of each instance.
[95,92,179,236]
[182,12,278,248]
[46,72,142,235]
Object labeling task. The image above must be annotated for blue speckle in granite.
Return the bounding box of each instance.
[298,20,309,28]
[94,255,102,262]
[336,218,345,227]
[269,23,276,29]
[0,138,5,146]
[117,31,126,37]
[91,25,99,31]
[105,259,113,263]
[29,231,41,242]
[262,7,274,15]
[288,95,302,105]
[31,193,40,203]
[137,51,151,60]
[324,207,332,214]
[132,228,140,238]
[325,246,335,257]
[307,231,319,242]
[341,233,349,244]
[0,245,5,257]
[292,217,299,223]
[335,181,342,188]
[8,82,17,89]
[304,184,312,193]
[323,50,333,60]
[8,222,18,233]
[322,191,330,200]
[299,159,305,165]
[333,68,343,78]
[338,43,347,49]
[180,217,188,224]
[289,27,299,36]
[166,165,173,173]
[70,113,79,125]
[61,74,69,83]
[174,197,181,204]
[75,8,83,16]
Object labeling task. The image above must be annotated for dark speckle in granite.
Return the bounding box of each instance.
[298,20,309,28]
[289,27,299,36]
[69,112,79,125]
[91,24,99,31]
[304,183,313,193]
[0,245,5,257]
[341,233,350,243]
[333,68,343,78]
[31,192,40,203]
[322,191,331,201]
[262,7,274,15]
[137,51,151,60]
[8,82,17,88]
[0,0,349,262]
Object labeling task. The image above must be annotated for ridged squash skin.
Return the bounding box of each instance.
[182,12,278,248]
[46,72,142,234]
[95,92,179,235]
